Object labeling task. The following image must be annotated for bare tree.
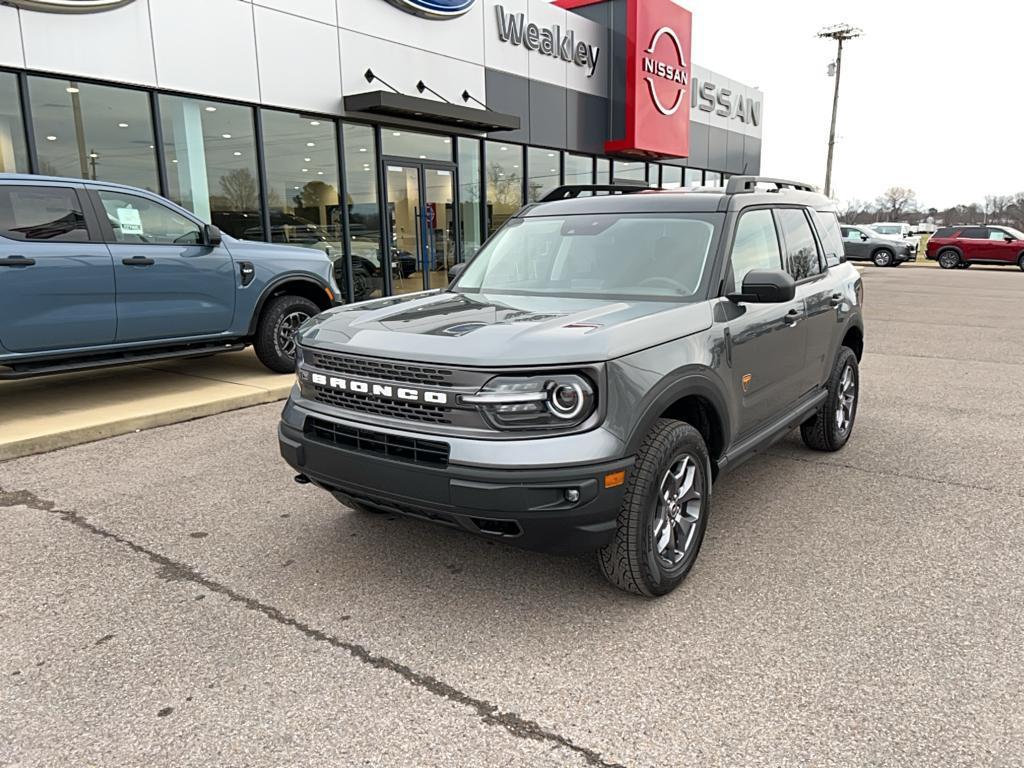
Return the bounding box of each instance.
[219,168,259,211]
[875,187,917,220]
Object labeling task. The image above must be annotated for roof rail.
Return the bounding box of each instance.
[540,182,650,202]
[725,176,818,195]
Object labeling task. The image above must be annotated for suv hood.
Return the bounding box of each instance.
[299,290,714,366]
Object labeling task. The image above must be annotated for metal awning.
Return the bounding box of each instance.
[343,91,521,132]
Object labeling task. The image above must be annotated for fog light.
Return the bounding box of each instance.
[564,488,580,503]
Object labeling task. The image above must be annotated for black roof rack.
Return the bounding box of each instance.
[725,176,818,195]
[540,183,650,202]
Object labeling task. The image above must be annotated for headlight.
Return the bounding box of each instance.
[462,373,596,430]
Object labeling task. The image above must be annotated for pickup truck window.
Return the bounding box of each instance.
[97,191,202,245]
[454,213,720,301]
[0,185,90,242]
[730,209,782,290]
[776,208,822,280]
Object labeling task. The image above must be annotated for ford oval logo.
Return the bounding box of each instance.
[2,0,136,11]
[383,0,475,20]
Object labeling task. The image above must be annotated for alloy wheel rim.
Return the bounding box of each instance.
[940,253,957,268]
[277,311,309,358]
[876,252,890,266]
[835,364,857,436]
[653,455,703,566]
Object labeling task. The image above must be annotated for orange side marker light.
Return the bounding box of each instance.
[604,471,626,489]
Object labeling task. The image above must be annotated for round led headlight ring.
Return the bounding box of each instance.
[547,382,585,420]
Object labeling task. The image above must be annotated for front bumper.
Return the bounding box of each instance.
[278,406,633,555]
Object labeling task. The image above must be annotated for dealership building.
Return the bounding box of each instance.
[0,0,763,301]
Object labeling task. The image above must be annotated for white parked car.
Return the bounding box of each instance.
[871,222,920,257]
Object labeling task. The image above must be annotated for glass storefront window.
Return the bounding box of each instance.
[381,129,452,162]
[662,165,683,189]
[685,168,703,187]
[343,122,384,299]
[706,171,723,187]
[29,76,157,190]
[485,141,522,237]
[261,109,342,252]
[159,95,261,239]
[596,158,610,185]
[457,137,483,261]
[526,146,560,203]
[564,153,592,186]
[0,73,28,173]
[613,160,646,184]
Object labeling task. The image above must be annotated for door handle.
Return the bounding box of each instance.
[0,256,35,267]
[830,292,843,307]
[122,256,155,266]
[784,308,803,327]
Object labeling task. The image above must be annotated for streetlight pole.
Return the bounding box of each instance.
[818,24,862,198]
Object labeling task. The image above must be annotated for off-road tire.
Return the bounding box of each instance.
[937,249,961,269]
[254,294,319,373]
[598,419,711,597]
[872,249,893,267]
[801,346,859,452]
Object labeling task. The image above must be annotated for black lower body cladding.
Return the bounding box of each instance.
[279,419,632,555]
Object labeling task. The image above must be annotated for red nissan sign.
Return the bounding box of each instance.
[557,0,693,158]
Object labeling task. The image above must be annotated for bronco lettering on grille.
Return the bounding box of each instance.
[309,372,449,405]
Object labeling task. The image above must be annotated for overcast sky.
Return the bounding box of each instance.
[551,0,1021,210]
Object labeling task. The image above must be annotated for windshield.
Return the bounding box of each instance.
[453,213,721,301]
[1000,226,1024,239]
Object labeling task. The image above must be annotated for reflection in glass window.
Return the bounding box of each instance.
[160,95,261,240]
[97,190,201,244]
[485,141,522,237]
[30,76,158,190]
[261,109,342,266]
[343,123,384,300]
[596,158,610,185]
[705,171,723,187]
[0,74,28,174]
[776,208,821,280]
[812,210,844,260]
[729,209,781,291]
[684,168,703,187]
[381,129,452,162]
[613,160,646,183]
[662,166,683,189]
[564,153,592,186]
[457,137,483,261]
[527,146,560,203]
[0,185,88,242]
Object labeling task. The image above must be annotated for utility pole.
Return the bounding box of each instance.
[818,24,862,198]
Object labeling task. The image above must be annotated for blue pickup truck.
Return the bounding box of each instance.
[0,174,339,378]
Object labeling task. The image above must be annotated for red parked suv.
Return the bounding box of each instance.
[926,225,1024,270]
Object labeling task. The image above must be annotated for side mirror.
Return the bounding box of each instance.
[448,262,467,282]
[860,233,869,241]
[728,269,797,304]
[1006,235,1016,242]
[204,224,223,246]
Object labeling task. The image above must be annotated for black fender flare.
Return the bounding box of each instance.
[246,274,332,335]
[623,370,734,461]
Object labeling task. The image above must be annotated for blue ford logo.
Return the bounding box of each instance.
[383,0,475,19]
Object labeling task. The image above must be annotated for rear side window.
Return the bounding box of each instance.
[97,190,202,245]
[960,227,987,239]
[813,210,844,261]
[729,209,782,290]
[0,185,90,242]
[776,208,822,280]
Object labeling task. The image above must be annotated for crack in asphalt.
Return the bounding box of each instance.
[0,487,626,768]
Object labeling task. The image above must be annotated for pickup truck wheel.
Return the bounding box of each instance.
[599,419,711,597]
[801,347,859,452]
[872,249,893,267]
[937,250,960,269]
[254,294,319,373]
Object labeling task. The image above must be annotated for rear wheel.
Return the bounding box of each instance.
[599,419,711,597]
[872,249,893,267]
[253,294,319,373]
[801,347,859,452]
[938,250,961,269]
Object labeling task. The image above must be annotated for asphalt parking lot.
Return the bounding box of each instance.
[2,265,1022,767]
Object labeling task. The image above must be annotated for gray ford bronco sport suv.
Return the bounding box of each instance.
[279,177,865,597]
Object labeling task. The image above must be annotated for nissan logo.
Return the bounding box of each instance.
[642,26,689,116]
[383,0,475,19]
[2,0,137,11]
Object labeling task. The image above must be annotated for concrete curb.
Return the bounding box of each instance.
[0,384,291,462]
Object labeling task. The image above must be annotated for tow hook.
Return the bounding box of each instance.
[294,474,311,485]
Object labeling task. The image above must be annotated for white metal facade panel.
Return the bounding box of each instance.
[0,6,26,69]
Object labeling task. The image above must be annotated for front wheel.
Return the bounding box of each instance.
[599,419,711,597]
[253,294,319,373]
[801,347,859,452]
[1018,254,1024,272]
[872,249,893,267]
[938,250,961,269]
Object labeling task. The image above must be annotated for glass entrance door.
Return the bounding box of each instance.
[384,162,456,294]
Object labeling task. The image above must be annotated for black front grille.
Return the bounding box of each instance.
[308,385,451,425]
[306,351,455,388]
[306,417,450,468]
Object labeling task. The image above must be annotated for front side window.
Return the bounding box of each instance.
[730,209,782,290]
[0,185,89,242]
[776,208,822,280]
[97,190,201,244]
[455,213,720,301]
